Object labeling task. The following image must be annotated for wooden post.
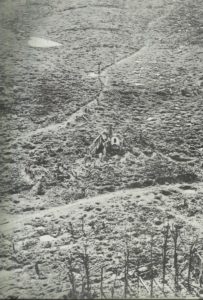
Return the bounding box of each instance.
[162,222,170,292]
[171,225,179,292]
[81,215,86,237]
[137,260,140,298]
[108,124,113,139]
[150,234,154,298]
[188,243,195,291]
[124,245,130,298]
[100,266,104,299]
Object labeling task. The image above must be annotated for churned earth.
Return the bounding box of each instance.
[0,0,203,298]
[1,183,203,299]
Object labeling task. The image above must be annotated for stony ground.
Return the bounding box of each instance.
[1,183,203,299]
[0,0,203,298]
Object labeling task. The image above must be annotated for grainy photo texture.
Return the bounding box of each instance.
[0,0,203,299]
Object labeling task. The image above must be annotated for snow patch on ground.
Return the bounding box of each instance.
[28,37,62,48]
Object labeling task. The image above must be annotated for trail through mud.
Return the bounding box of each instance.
[13,45,146,142]
[1,182,203,235]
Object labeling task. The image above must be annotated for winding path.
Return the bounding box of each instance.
[11,0,176,143]
[14,46,145,142]
[1,182,203,235]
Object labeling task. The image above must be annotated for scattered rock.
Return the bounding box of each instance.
[154,217,162,225]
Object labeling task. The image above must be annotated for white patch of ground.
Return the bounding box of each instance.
[28,37,62,48]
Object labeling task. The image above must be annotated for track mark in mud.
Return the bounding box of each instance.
[153,148,199,165]
[90,4,124,9]
[179,185,196,191]
[11,3,176,143]
[62,5,87,11]
[64,27,120,32]
[157,204,203,234]
[1,183,203,235]
[12,47,144,143]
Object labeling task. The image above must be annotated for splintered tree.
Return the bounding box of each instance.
[171,224,180,292]
[79,245,91,297]
[111,268,118,299]
[124,245,130,299]
[62,221,202,299]
[80,215,86,237]
[136,260,140,298]
[187,239,197,291]
[162,221,170,292]
[150,234,154,298]
[97,61,103,105]
[100,266,105,299]
[67,254,77,299]
[68,222,75,239]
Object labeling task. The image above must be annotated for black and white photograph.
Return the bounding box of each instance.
[0,0,203,298]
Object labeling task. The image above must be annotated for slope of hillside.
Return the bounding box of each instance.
[0,0,203,212]
[1,183,203,299]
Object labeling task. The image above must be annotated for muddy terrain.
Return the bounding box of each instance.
[0,0,203,298]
